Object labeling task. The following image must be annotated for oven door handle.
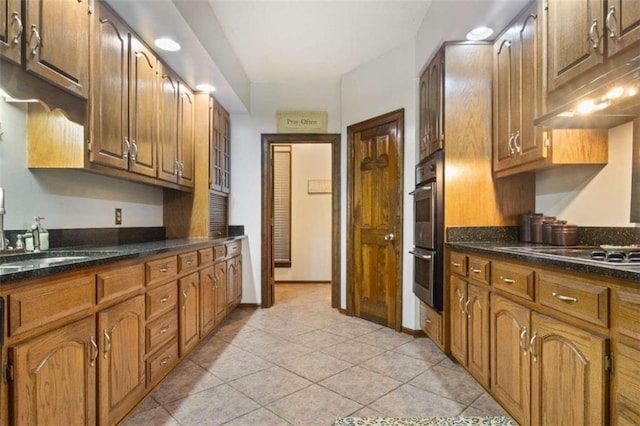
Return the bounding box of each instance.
[409,250,433,260]
[409,184,432,196]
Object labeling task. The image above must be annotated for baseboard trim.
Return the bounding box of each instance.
[275,281,331,284]
[238,303,260,309]
[402,327,426,337]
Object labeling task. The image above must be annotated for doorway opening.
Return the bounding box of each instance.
[261,133,341,309]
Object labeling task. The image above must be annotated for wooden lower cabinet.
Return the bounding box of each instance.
[530,312,607,426]
[612,342,640,425]
[98,295,146,425]
[11,316,97,425]
[491,294,531,426]
[199,266,216,337]
[449,276,490,388]
[419,302,443,350]
[226,255,242,310]
[214,260,227,325]
[179,272,200,356]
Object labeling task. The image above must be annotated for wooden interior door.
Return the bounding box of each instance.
[348,110,404,330]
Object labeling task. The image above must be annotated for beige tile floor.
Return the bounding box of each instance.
[122,284,509,426]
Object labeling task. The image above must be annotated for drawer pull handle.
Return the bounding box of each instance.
[451,262,461,267]
[160,356,172,366]
[424,317,432,325]
[588,18,600,50]
[103,329,112,358]
[464,298,472,318]
[186,260,193,265]
[160,266,169,273]
[160,296,170,303]
[552,292,578,303]
[182,289,188,309]
[160,326,170,334]
[11,12,23,45]
[471,268,482,274]
[500,276,516,284]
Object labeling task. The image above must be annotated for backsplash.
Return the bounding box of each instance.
[4,227,166,249]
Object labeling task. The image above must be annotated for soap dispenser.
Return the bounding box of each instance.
[34,216,48,251]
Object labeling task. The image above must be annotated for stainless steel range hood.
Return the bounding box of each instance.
[535,53,640,129]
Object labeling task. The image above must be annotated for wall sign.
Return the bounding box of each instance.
[277,111,328,133]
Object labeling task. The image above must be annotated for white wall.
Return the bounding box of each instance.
[536,122,637,226]
[0,98,163,232]
[341,39,418,329]
[228,79,342,304]
[275,144,332,282]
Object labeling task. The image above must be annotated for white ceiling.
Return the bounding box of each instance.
[106,0,528,113]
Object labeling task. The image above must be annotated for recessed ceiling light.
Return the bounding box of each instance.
[196,84,216,93]
[466,26,494,41]
[154,38,181,52]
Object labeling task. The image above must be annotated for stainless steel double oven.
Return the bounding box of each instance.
[410,151,443,311]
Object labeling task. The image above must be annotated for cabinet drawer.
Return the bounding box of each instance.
[146,310,178,353]
[468,257,490,285]
[613,288,640,341]
[146,256,178,285]
[9,274,95,336]
[178,252,198,272]
[146,339,179,386]
[226,241,240,257]
[146,281,177,320]
[536,272,609,327]
[214,245,226,261]
[450,252,467,277]
[419,302,443,349]
[492,261,535,301]
[198,248,214,266]
[97,263,145,304]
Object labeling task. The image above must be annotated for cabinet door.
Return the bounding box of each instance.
[222,111,231,193]
[0,0,21,64]
[211,102,224,192]
[418,71,429,162]
[199,266,215,337]
[426,50,444,155]
[98,295,145,425]
[493,32,516,172]
[214,260,227,324]
[128,35,158,178]
[178,83,195,187]
[24,0,90,98]
[466,283,490,388]
[226,257,237,309]
[606,0,640,58]
[449,275,467,364]
[158,68,179,183]
[11,316,97,425]
[179,272,200,355]
[90,3,129,171]
[234,256,242,305]
[491,295,531,426]
[546,0,605,92]
[612,342,640,425]
[530,312,607,425]
[515,5,546,166]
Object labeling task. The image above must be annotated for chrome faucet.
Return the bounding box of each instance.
[0,187,6,251]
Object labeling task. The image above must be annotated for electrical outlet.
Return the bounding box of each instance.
[115,208,122,225]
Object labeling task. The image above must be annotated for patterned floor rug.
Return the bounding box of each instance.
[334,416,517,426]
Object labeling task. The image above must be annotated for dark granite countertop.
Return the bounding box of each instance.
[446,241,640,284]
[0,236,245,285]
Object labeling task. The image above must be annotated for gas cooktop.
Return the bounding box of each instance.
[494,245,640,267]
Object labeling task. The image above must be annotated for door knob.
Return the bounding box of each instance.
[384,233,395,241]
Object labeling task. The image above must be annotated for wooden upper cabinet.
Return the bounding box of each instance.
[24,0,90,98]
[545,0,605,92]
[211,100,231,194]
[418,73,429,162]
[128,36,158,178]
[0,0,22,64]
[426,50,444,156]
[90,3,158,178]
[494,2,546,174]
[178,83,195,188]
[11,316,97,425]
[605,0,640,58]
[158,68,180,183]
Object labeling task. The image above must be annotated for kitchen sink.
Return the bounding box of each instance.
[0,250,123,275]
